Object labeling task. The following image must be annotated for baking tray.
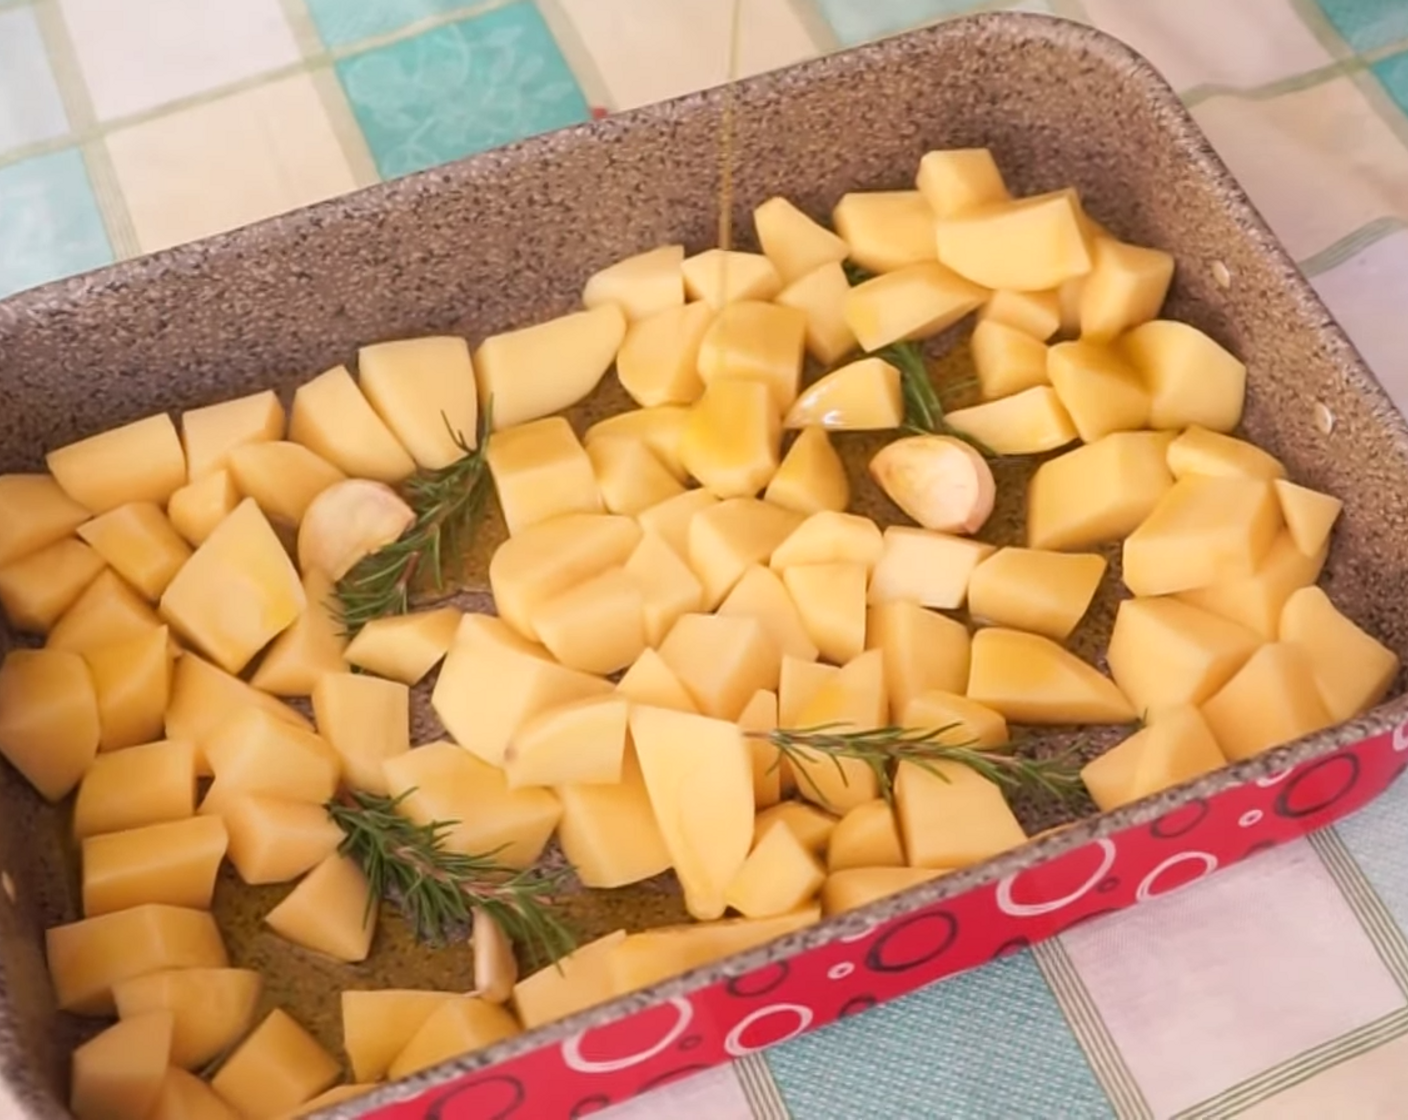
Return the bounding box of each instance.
[5,11,1408,1120]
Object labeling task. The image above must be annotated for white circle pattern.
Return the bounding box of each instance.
[1238,810,1263,828]
[561,996,694,1073]
[1257,769,1292,787]
[724,1004,814,1057]
[1136,852,1218,902]
[995,839,1117,918]
[827,962,854,981]
[839,919,882,943]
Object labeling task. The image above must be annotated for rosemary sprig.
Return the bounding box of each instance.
[334,401,495,635]
[876,340,948,437]
[758,723,1087,809]
[326,788,576,966]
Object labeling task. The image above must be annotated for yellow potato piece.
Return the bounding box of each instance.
[1046,340,1150,443]
[147,1067,241,1120]
[687,496,802,609]
[1281,586,1399,721]
[784,357,902,431]
[783,561,867,665]
[200,706,339,812]
[1081,705,1226,812]
[84,626,173,752]
[288,365,415,483]
[771,510,883,573]
[264,852,376,963]
[113,967,261,1070]
[46,567,161,652]
[681,248,781,309]
[583,405,691,480]
[1178,530,1326,639]
[833,190,937,273]
[1077,236,1174,342]
[582,244,685,322]
[588,437,685,516]
[739,687,782,809]
[966,547,1107,641]
[358,336,480,470]
[250,568,349,696]
[226,441,346,528]
[821,867,946,916]
[790,650,886,814]
[616,647,698,712]
[634,486,718,561]
[765,427,850,514]
[70,1009,173,1120]
[386,997,522,1080]
[166,470,239,549]
[312,671,409,795]
[679,378,782,500]
[1273,479,1342,556]
[936,190,1092,292]
[779,656,839,728]
[868,526,994,610]
[1167,426,1284,482]
[753,800,838,856]
[48,413,187,514]
[718,565,819,663]
[916,148,1009,218]
[967,628,1135,724]
[342,989,458,1083]
[222,795,344,885]
[1120,319,1247,431]
[0,648,99,801]
[724,817,825,918]
[697,300,808,412]
[775,261,858,365]
[977,289,1061,342]
[82,813,227,917]
[47,904,227,1016]
[486,416,603,536]
[73,739,196,841]
[383,741,562,869]
[530,566,647,675]
[287,1084,378,1119]
[658,612,782,720]
[843,262,988,352]
[341,606,458,686]
[556,744,673,889]
[0,537,106,633]
[504,694,629,788]
[513,929,627,1030]
[1201,643,1333,760]
[616,301,712,408]
[901,691,1009,749]
[623,532,704,647]
[78,502,191,601]
[1027,431,1175,551]
[167,652,312,777]
[866,601,971,716]
[210,1009,339,1120]
[755,196,849,283]
[896,760,1027,869]
[828,800,905,872]
[1106,597,1261,714]
[0,472,90,566]
[180,390,285,482]
[945,386,1078,455]
[971,318,1050,399]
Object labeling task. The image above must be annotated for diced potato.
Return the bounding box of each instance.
[0,648,99,801]
[504,694,628,788]
[222,795,344,885]
[680,379,782,500]
[1077,237,1175,341]
[828,800,904,872]
[936,191,1092,291]
[635,487,718,560]
[48,413,187,514]
[113,968,261,1070]
[78,503,191,601]
[167,470,240,549]
[70,1010,173,1120]
[755,197,849,282]
[687,496,802,609]
[1167,426,1284,482]
[966,547,1106,641]
[557,735,673,884]
[718,565,819,663]
[968,628,1135,723]
[616,301,712,407]
[971,319,1050,399]
[1273,479,1342,557]
[358,336,480,470]
[200,706,339,812]
[433,617,613,767]
[1026,431,1176,550]
[167,653,312,777]
[47,904,227,1016]
[181,391,285,482]
[896,760,1027,869]
[0,473,91,565]
[340,607,457,686]
[47,570,163,656]
[531,566,646,675]
[82,816,227,917]
[84,626,173,752]
[74,740,196,840]
[916,148,1009,217]
[342,990,457,1084]
[1121,320,1247,431]
[311,672,408,795]
[739,687,782,809]
[385,997,521,1080]
[148,1067,242,1120]
[778,656,838,727]
[209,1009,339,1120]
[264,853,376,963]
[1082,705,1226,811]
[226,441,346,527]
[616,647,698,711]
[867,526,994,609]
[901,691,1008,748]
[766,428,850,514]
[583,244,685,321]
[1179,530,1326,639]
[159,498,304,674]
[383,741,562,868]
[821,867,947,915]
[609,908,820,995]
[588,438,685,515]
[288,366,415,483]
[1123,476,1280,596]
[1281,586,1399,721]
[771,511,883,573]
[486,417,603,536]
[945,386,1077,455]
[789,650,886,814]
[630,705,755,920]
[658,612,782,720]
[843,262,988,352]
[0,537,105,632]
[1106,597,1261,714]
[697,301,808,412]
[489,513,641,640]
[866,601,971,715]
[1201,643,1333,760]
[249,569,348,696]
[724,819,825,918]
[1045,341,1150,442]
[832,190,937,273]
[513,929,627,1030]
[623,532,704,647]
[681,249,782,309]
[775,261,858,365]
[977,289,1061,342]
[784,357,902,431]
[783,562,867,664]
[753,801,837,854]
[583,405,691,481]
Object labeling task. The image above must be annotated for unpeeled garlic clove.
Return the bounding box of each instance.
[469,908,518,1005]
[296,478,415,580]
[869,434,996,535]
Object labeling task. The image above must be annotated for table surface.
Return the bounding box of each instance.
[7,0,1408,1116]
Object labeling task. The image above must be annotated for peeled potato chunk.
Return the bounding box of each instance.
[681,248,782,309]
[341,989,458,1084]
[166,470,239,549]
[487,416,603,536]
[209,1009,339,1120]
[289,365,415,484]
[822,867,946,916]
[82,815,228,917]
[84,625,174,752]
[724,818,825,918]
[977,289,1061,342]
[386,997,522,1080]
[901,690,1008,749]
[342,606,458,686]
[588,437,685,516]
[1179,530,1326,640]
[659,612,782,720]
[582,244,685,322]
[226,441,346,527]
[916,148,1010,218]
[474,304,627,431]
[73,739,197,841]
[754,800,837,854]
[775,261,858,365]
[1273,479,1342,556]
[765,428,850,515]
[1082,705,1226,811]
[70,1009,173,1120]
[679,378,782,500]
[971,318,1050,399]
[755,196,849,283]
[584,405,691,481]
[718,565,818,663]
[48,413,187,514]
[0,537,106,632]
[358,336,480,470]
[783,562,868,665]
[868,527,994,610]
[148,1067,241,1120]
[739,687,782,809]
[1201,643,1333,760]
[167,652,312,778]
[46,567,161,653]
[1077,236,1175,341]
[1167,426,1284,482]
[784,357,902,431]
[789,650,886,814]
[687,496,802,609]
[264,853,377,963]
[623,531,705,647]
[828,800,905,872]
[967,628,1135,724]
[1121,319,1247,431]
[867,601,970,716]
[945,387,1078,456]
[200,706,339,812]
[0,648,100,801]
[513,929,626,1030]
[503,694,629,788]
[967,547,1106,641]
[180,390,285,482]
[113,967,262,1070]
[1281,586,1399,722]
[697,300,808,413]
[556,746,673,888]
[616,301,712,407]
[936,190,1092,292]
[0,473,90,566]
[222,794,343,886]
[78,503,191,601]
[843,262,988,352]
[771,510,884,573]
[869,434,996,535]
[1027,431,1175,551]
[609,908,820,994]
[896,761,1027,869]
[1046,341,1151,442]
[250,568,349,695]
[833,190,937,273]
[312,671,409,795]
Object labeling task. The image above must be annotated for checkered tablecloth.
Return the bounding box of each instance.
[7,1,1408,1116]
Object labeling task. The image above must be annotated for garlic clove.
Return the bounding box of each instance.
[469,908,518,1005]
[869,434,996,535]
[296,478,415,580]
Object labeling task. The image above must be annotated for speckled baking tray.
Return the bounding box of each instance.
[6,12,1408,1120]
